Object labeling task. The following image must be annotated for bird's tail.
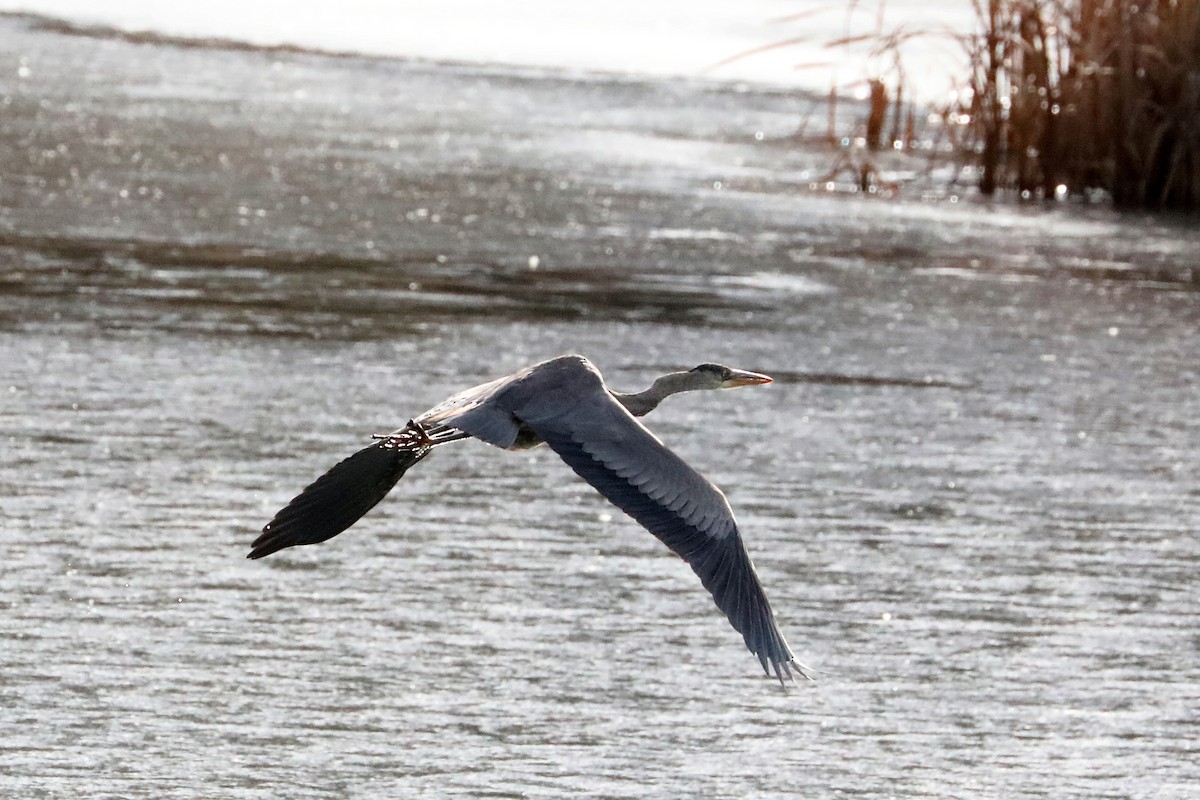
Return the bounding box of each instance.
[249,423,441,559]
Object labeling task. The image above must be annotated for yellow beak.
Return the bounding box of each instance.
[721,369,773,388]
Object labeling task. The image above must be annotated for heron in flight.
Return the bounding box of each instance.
[251,354,809,684]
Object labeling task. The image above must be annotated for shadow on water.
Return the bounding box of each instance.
[767,369,976,390]
[0,231,836,335]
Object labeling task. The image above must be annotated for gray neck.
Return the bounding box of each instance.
[612,371,697,417]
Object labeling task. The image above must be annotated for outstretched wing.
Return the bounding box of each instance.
[250,366,522,560]
[459,356,805,682]
[252,362,533,561]
[250,440,429,559]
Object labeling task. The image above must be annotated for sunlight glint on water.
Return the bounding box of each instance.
[1,14,1198,800]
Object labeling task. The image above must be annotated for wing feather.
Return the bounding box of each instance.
[505,363,803,681]
[250,441,428,559]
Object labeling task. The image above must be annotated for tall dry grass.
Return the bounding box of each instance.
[716,1,1198,209]
[963,0,1200,209]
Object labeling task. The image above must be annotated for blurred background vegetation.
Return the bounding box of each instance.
[962,0,1200,209]
[755,1,1200,211]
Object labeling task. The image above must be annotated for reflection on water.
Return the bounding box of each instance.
[2,14,1199,800]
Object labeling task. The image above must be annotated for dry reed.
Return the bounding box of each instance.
[962,0,1200,209]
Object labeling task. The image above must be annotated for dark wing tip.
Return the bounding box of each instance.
[769,656,816,688]
[247,522,290,560]
[249,441,428,559]
[701,541,808,687]
[533,422,807,683]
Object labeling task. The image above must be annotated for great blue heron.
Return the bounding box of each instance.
[251,354,809,684]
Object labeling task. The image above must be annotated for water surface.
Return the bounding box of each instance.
[2,15,1198,799]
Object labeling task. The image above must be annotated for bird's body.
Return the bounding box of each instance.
[252,354,809,684]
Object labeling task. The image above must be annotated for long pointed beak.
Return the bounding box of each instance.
[722,368,773,388]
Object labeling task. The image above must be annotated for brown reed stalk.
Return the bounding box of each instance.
[961,0,1200,210]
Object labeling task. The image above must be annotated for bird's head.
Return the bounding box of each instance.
[688,363,774,390]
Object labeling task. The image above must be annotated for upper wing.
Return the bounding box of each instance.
[480,357,804,682]
[416,374,523,447]
[414,359,567,449]
[252,367,535,560]
[250,439,429,559]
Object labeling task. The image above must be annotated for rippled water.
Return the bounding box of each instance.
[2,14,1199,799]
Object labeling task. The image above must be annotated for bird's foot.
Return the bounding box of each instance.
[372,420,435,450]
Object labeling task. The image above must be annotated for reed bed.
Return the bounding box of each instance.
[725,2,1199,210]
[963,0,1200,209]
